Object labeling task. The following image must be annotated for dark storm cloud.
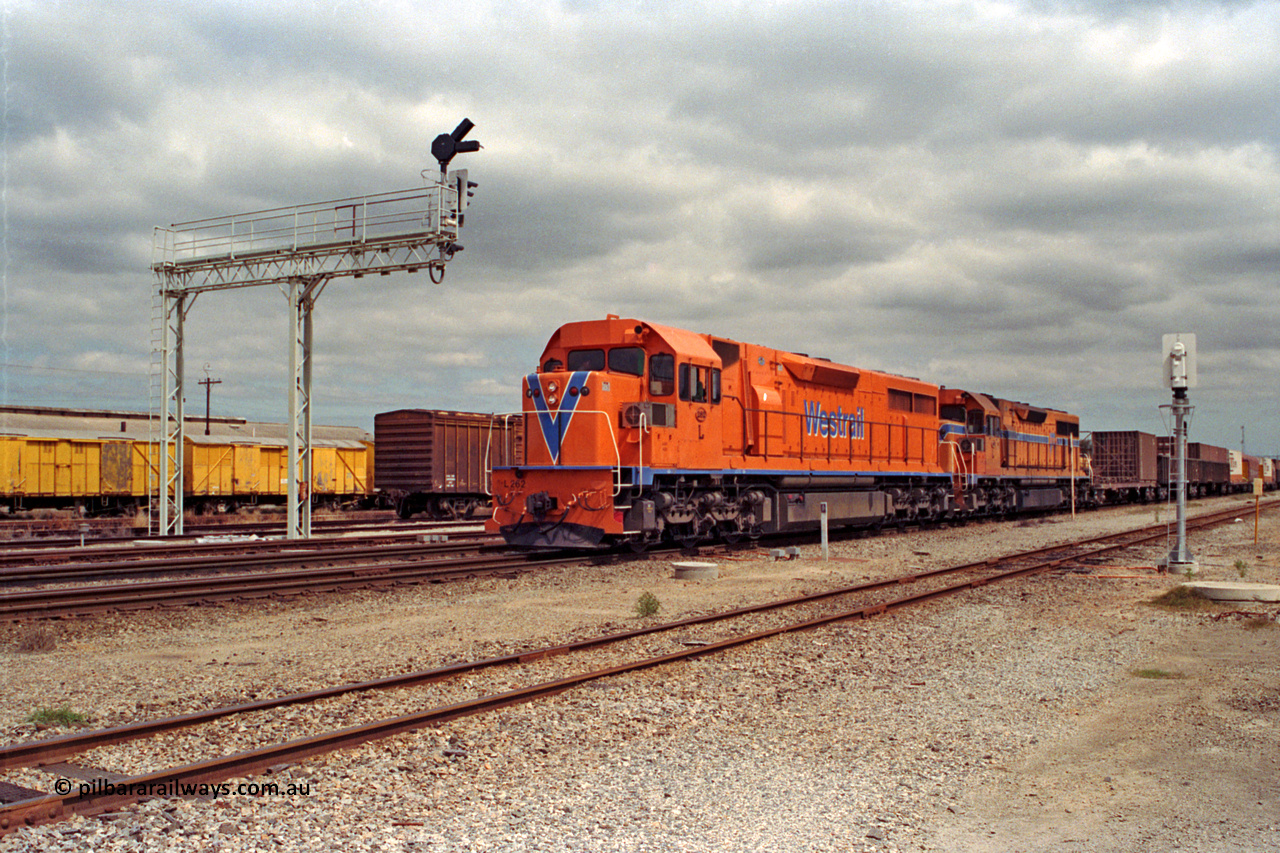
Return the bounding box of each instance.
[5,0,1280,450]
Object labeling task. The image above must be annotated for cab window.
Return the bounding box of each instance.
[567,349,605,371]
[649,353,675,396]
[679,364,708,403]
[966,409,984,435]
[608,347,645,377]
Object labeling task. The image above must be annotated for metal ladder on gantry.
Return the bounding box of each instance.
[149,121,481,539]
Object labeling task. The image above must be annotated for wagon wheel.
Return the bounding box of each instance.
[430,498,458,520]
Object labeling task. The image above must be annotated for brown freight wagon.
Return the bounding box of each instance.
[1154,437,1231,496]
[374,409,524,519]
[1156,456,1230,497]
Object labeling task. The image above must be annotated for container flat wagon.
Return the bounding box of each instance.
[1090,430,1162,502]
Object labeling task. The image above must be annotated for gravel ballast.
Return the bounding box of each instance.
[2,497,1278,852]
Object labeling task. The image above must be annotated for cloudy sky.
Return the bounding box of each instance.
[4,0,1278,454]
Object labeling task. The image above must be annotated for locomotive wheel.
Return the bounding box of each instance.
[671,524,702,549]
[717,520,746,545]
[625,533,659,554]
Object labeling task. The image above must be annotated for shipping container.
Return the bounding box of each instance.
[1228,450,1248,489]
[1191,442,1229,464]
[1090,431,1161,500]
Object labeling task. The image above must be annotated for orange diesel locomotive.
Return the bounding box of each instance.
[489,316,1086,549]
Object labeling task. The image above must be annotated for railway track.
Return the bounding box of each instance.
[1,500,1269,835]
[0,544,573,621]
[0,515,469,552]
[4,500,1270,619]
[0,527,492,578]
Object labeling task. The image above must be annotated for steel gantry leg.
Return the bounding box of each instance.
[286,277,326,539]
[158,291,191,536]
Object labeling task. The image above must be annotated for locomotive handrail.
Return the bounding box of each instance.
[482,413,519,498]
[942,437,970,487]
[635,410,647,497]
[500,409,625,497]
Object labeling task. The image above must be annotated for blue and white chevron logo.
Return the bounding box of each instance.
[528,371,590,464]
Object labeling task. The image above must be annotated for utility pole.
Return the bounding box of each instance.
[200,366,222,436]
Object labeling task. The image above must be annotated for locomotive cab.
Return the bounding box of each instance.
[489,316,730,548]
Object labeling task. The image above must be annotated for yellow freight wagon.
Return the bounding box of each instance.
[0,438,21,495]
[0,406,373,515]
[311,446,338,495]
[334,445,370,495]
[233,445,261,495]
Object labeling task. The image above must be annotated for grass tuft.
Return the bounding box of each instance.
[15,624,56,653]
[1148,586,1217,611]
[26,705,89,728]
[1131,668,1186,680]
[633,591,661,618]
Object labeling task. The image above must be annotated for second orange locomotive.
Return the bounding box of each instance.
[489,316,1086,549]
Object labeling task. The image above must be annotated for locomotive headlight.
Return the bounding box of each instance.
[548,395,558,406]
[548,381,559,393]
